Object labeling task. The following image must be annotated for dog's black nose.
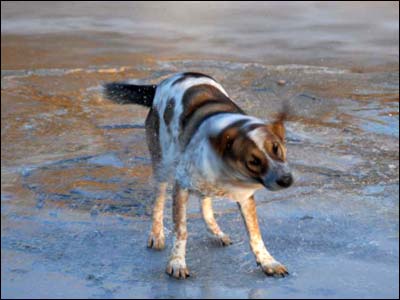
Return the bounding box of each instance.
[276,174,293,188]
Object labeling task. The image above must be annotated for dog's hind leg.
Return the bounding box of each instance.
[147,181,168,250]
[146,108,167,250]
[166,182,190,279]
[201,197,232,246]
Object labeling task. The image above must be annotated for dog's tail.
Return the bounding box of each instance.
[103,82,157,107]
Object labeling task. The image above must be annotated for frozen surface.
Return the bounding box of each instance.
[1,2,399,299]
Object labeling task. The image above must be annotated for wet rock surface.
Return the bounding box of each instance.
[1,2,399,299]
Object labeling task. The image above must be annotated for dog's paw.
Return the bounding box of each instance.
[166,258,190,279]
[218,234,232,247]
[147,232,165,250]
[259,260,289,277]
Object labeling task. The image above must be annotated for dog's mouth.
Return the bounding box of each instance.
[263,181,284,191]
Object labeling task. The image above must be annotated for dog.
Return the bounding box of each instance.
[104,72,293,279]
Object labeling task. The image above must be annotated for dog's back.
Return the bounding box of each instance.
[104,72,246,180]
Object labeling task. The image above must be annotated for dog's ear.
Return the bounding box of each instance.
[270,114,286,141]
[269,104,289,141]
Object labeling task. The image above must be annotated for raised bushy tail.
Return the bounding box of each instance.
[103,82,157,107]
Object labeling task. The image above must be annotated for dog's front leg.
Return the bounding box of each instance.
[238,195,288,277]
[166,182,190,279]
[201,197,232,246]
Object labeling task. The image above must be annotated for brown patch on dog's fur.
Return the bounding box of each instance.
[181,102,242,147]
[238,196,262,242]
[145,107,162,175]
[172,182,189,241]
[163,98,175,131]
[180,84,244,147]
[181,84,242,122]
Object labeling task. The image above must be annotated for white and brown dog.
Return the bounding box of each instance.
[104,72,293,279]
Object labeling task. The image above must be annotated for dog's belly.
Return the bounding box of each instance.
[196,180,232,198]
[193,177,260,201]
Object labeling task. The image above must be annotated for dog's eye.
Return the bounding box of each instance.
[249,157,261,166]
[272,143,280,156]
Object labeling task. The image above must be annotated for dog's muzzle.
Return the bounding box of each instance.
[262,162,294,191]
[276,173,293,188]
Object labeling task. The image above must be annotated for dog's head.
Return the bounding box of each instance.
[210,112,293,191]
